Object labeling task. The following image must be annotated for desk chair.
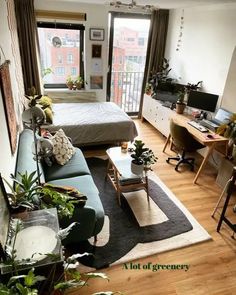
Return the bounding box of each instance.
[166,120,205,171]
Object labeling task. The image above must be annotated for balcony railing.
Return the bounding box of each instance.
[110,71,144,113]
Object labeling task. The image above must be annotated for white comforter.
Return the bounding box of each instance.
[47,102,138,146]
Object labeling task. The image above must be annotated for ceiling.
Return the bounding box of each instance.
[51,0,236,9]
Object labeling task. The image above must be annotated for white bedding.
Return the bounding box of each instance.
[47,102,138,146]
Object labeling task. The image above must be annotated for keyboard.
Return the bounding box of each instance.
[200,119,220,132]
[187,120,208,132]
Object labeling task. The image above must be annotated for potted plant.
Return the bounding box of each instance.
[66,76,74,90]
[175,90,186,114]
[0,221,113,295]
[148,58,175,95]
[217,113,236,160]
[130,140,157,175]
[74,76,83,90]
[145,83,152,95]
[141,149,158,170]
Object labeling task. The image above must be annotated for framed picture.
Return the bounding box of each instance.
[90,28,104,41]
[90,75,103,89]
[92,44,102,58]
[0,60,18,154]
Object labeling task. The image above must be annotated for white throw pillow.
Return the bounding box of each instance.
[51,129,75,165]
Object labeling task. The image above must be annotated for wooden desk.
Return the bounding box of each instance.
[163,113,228,184]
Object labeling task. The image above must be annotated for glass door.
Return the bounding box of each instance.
[107,13,150,115]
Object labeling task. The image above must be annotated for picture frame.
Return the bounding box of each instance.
[90,75,103,89]
[0,60,18,155]
[89,28,104,41]
[92,44,102,58]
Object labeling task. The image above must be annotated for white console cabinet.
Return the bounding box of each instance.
[142,94,174,137]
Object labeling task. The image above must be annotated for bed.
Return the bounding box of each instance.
[46,102,138,146]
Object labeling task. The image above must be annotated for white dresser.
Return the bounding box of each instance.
[142,94,174,137]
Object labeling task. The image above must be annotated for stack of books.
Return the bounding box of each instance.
[119,174,142,185]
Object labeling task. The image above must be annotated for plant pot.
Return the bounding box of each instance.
[66,82,74,90]
[176,102,186,114]
[75,82,83,90]
[131,161,144,175]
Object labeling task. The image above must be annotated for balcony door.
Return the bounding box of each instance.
[107,13,150,115]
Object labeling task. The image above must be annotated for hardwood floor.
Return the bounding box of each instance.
[70,119,236,295]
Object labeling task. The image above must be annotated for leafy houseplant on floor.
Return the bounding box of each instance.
[130,140,157,175]
[0,220,117,295]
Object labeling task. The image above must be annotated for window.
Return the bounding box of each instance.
[71,67,77,76]
[37,22,85,88]
[58,54,63,64]
[138,37,144,46]
[55,67,65,76]
[67,53,74,64]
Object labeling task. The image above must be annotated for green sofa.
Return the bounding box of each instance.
[15,129,104,245]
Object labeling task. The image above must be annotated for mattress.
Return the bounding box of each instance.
[46,102,138,146]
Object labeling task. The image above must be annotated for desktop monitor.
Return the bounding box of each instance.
[187,90,219,113]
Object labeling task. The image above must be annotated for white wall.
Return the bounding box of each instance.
[35,0,110,101]
[0,0,24,182]
[165,3,236,108]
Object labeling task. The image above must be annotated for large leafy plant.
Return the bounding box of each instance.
[131,140,157,168]
[3,171,85,218]
[3,171,42,211]
[0,221,120,295]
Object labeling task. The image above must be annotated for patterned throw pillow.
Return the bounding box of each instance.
[51,129,75,165]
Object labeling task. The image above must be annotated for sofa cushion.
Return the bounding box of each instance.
[48,175,104,235]
[51,129,75,165]
[16,129,45,183]
[43,148,91,182]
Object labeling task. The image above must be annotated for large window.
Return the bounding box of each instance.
[37,22,84,88]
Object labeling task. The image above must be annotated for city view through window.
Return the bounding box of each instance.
[111,18,150,113]
[37,26,81,87]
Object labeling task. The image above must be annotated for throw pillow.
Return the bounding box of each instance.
[44,107,53,124]
[51,129,75,165]
[38,96,54,124]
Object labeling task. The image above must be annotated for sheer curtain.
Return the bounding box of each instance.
[139,9,169,117]
[14,0,41,95]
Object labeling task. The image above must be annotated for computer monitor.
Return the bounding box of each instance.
[187,90,219,113]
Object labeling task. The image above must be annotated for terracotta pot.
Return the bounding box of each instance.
[176,103,186,114]
[75,82,83,90]
[66,82,74,90]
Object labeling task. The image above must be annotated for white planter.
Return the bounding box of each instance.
[131,161,144,175]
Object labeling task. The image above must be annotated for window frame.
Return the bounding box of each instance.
[37,21,85,89]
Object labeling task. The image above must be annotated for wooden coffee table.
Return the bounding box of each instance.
[106,147,149,206]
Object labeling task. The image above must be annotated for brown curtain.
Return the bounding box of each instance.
[14,0,41,95]
[139,9,169,117]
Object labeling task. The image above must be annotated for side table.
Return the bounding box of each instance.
[106,147,149,206]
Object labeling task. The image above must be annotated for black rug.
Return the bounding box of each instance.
[71,157,193,269]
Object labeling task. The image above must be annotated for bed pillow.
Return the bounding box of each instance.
[38,96,54,124]
[51,129,75,165]
[44,107,53,124]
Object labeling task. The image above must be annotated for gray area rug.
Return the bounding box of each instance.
[71,157,197,269]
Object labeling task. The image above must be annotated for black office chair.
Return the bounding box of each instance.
[166,120,205,171]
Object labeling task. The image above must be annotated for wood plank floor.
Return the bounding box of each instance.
[70,119,236,295]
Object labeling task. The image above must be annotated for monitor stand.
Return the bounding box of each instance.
[199,111,208,120]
